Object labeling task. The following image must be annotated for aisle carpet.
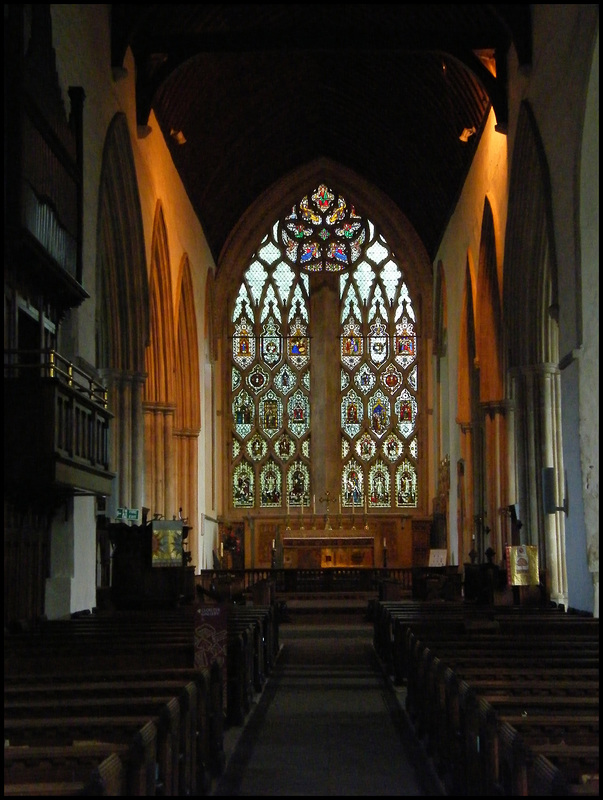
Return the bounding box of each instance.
[210,620,444,796]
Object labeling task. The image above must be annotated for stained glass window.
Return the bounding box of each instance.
[231,220,311,509]
[339,222,419,509]
[230,183,419,511]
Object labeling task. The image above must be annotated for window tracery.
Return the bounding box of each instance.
[230,183,419,511]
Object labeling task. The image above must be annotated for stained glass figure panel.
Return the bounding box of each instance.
[274,363,297,395]
[247,433,267,462]
[288,318,310,369]
[287,460,309,506]
[233,461,254,507]
[261,317,282,368]
[342,389,363,438]
[287,389,310,438]
[369,390,390,438]
[396,460,418,507]
[383,433,403,462]
[259,390,282,438]
[341,318,363,369]
[395,389,417,438]
[369,460,391,507]
[233,318,255,370]
[260,459,282,507]
[342,460,364,507]
[275,433,295,461]
[233,390,254,439]
[394,316,416,369]
[355,432,376,461]
[354,362,376,394]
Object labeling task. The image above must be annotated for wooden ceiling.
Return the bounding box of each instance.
[110,4,532,265]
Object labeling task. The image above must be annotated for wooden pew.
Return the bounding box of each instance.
[4,695,182,796]
[4,748,125,796]
[4,665,224,791]
[4,602,276,791]
[497,720,600,796]
[401,615,598,796]
[3,718,158,796]
[4,679,198,796]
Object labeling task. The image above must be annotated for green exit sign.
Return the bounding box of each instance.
[116,507,140,521]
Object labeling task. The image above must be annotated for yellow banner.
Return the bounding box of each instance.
[506,544,539,586]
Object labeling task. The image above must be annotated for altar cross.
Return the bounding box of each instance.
[318,491,333,514]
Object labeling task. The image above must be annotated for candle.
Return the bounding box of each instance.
[301,496,303,516]
[287,495,289,514]
[338,495,341,514]
[364,494,368,514]
[220,542,224,557]
[272,539,275,549]
[383,537,387,548]
[313,494,316,514]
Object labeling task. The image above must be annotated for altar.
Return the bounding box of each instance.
[281,529,374,569]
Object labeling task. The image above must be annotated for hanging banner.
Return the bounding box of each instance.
[151,520,184,567]
[194,602,228,713]
[506,544,539,586]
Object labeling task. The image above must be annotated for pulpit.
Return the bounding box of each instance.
[109,521,194,609]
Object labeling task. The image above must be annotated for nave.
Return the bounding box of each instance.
[210,613,442,797]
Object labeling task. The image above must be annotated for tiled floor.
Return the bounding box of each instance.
[210,617,445,796]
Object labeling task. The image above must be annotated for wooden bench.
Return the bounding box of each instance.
[4,679,199,795]
[4,695,182,796]
[497,720,600,796]
[3,717,158,795]
[400,615,598,796]
[4,665,224,791]
[4,747,125,796]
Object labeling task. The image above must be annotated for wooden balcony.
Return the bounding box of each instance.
[4,350,114,500]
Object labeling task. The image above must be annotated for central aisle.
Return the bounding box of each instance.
[211,620,443,796]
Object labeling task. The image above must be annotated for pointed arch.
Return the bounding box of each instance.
[143,202,177,519]
[216,158,433,344]
[457,257,481,564]
[174,255,201,568]
[503,100,566,607]
[217,165,433,567]
[475,198,508,560]
[96,112,148,510]
[433,260,451,559]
